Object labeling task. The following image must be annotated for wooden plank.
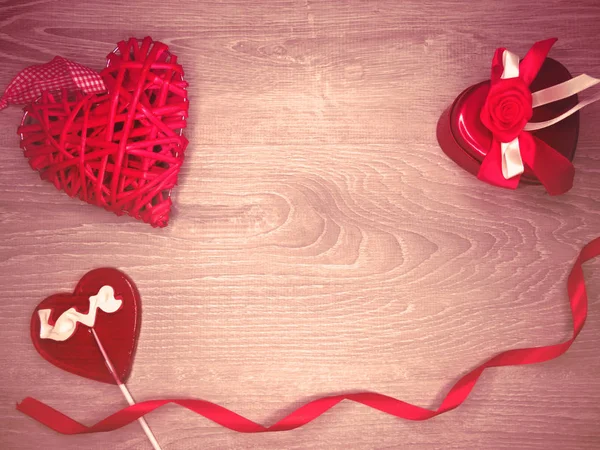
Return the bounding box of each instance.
[0,1,599,449]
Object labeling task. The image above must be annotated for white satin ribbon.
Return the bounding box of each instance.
[501,138,524,179]
[530,73,600,108]
[502,50,520,79]
[499,50,525,179]
[524,76,600,130]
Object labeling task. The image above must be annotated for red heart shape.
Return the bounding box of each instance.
[18,37,189,227]
[30,268,141,384]
[437,57,579,182]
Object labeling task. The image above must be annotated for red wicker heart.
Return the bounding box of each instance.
[18,37,189,227]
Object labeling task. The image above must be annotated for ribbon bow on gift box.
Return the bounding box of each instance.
[477,38,600,195]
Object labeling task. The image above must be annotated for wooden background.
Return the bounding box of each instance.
[0,0,599,449]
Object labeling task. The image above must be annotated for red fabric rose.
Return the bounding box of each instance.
[480,77,533,142]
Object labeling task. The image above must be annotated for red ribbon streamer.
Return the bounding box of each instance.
[17,237,600,434]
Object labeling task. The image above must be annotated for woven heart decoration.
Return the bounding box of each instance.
[15,37,189,227]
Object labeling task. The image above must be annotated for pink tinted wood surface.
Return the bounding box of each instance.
[0,1,599,449]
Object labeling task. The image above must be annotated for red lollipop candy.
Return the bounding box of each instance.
[30,268,161,449]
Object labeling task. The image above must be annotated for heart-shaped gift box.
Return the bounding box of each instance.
[16,37,189,227]
[437,38,599,195]
[437,58,578,181]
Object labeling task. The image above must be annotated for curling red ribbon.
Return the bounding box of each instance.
[477,38,575,195]
[17,237,600,433]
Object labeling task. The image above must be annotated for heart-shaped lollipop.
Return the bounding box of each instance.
[30,268,140,384]
[15,37,188,227]
[30,267,161,449]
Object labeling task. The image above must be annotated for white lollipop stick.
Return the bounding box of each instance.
[91,329,162,450]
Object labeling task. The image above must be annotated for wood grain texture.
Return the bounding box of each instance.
[1,0,600,449]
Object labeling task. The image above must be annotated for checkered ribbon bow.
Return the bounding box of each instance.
[0,56,105,110]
